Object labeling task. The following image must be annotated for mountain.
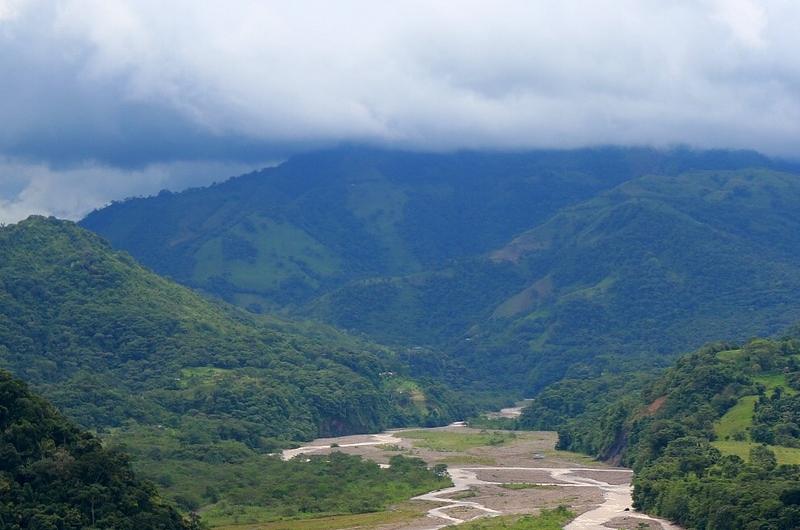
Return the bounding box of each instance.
[0,217,471,511]
[0,369,191,529]
[80,148,800,394]
[18,148,800,526]
[313,168,800,390]
[81,146,774,311]
[523,336,800,529]
[0,216,461,440]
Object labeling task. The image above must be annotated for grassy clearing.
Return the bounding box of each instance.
[544,449,597,464]
[401,430,517,452]
[753,373,796,395]
[437,455,497,465]
[345,181,418,271]
[714,373,796,442]
[717,349,744,362]
[712,441,800,465]
[715,395,757,440]
[445,507,574,529]
[710,371,800,464]
[178,366,234,388]
[192,219,341,292]
[211,503,425,530]
[385,378,429,417]
[499,483,556,490]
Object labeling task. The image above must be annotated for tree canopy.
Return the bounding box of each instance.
[0,369,190,530]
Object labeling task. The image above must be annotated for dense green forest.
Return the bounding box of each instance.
[313,168,800,392]
[84,147,773,310]
[15,148,800,527]
[119,447,450,527]
[0,368,451,528]
[0,369,191,529]
[81,148,800,395]
[0,217,466,440]
[521,336,800,528]
[0,217,472,518]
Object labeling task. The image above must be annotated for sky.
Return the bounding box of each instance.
[1,0,800,222]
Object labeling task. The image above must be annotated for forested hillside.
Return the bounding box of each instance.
[0,369,191,529]
[314,168,800,391]
[0,217,463,439]
[0,216,467,513]
[80,148,800,396]
[522,336,800,528]
[0,366,450,526]
[81,146,772,310]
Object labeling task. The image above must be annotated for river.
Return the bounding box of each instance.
[281,411,679,529]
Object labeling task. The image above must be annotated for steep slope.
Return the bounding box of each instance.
[0,217,461,445]
[81,146,773,310]
[527,337,800,529]
[315,169,800,391]
[0,369,190,529]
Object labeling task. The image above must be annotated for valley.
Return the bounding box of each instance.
[5,149,800,529]
[6,5,800,529]
[269,422,679,530]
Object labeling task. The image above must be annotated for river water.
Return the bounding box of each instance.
[281,409,680,529]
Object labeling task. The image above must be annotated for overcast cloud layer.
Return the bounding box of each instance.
[2,0,800,222]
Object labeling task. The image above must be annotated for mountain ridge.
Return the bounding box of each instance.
[79,148,800,394]
[0,216,465,441]
[81,146,779,310]
[310,168,800,390]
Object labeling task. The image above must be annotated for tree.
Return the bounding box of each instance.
[749,444,777,471]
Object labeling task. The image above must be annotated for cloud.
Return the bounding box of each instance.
[710,0,768,48]
[2,0,800,221]
[0,158,275,224]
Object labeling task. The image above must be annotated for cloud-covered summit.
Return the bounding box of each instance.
[1,0,799,221]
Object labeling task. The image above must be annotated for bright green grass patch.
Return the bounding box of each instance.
[179,366,233,386]
[401,430,517,452]
[753,373,796,395]
[499,483,556,490]
[211,504,425,530]
[446,507,574,529]
[713,373,796,441]
[192,218,341,291]
[717,349,744,362]
[712,441,800,465]
[386,378,428,406]
[715,395,757,441]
